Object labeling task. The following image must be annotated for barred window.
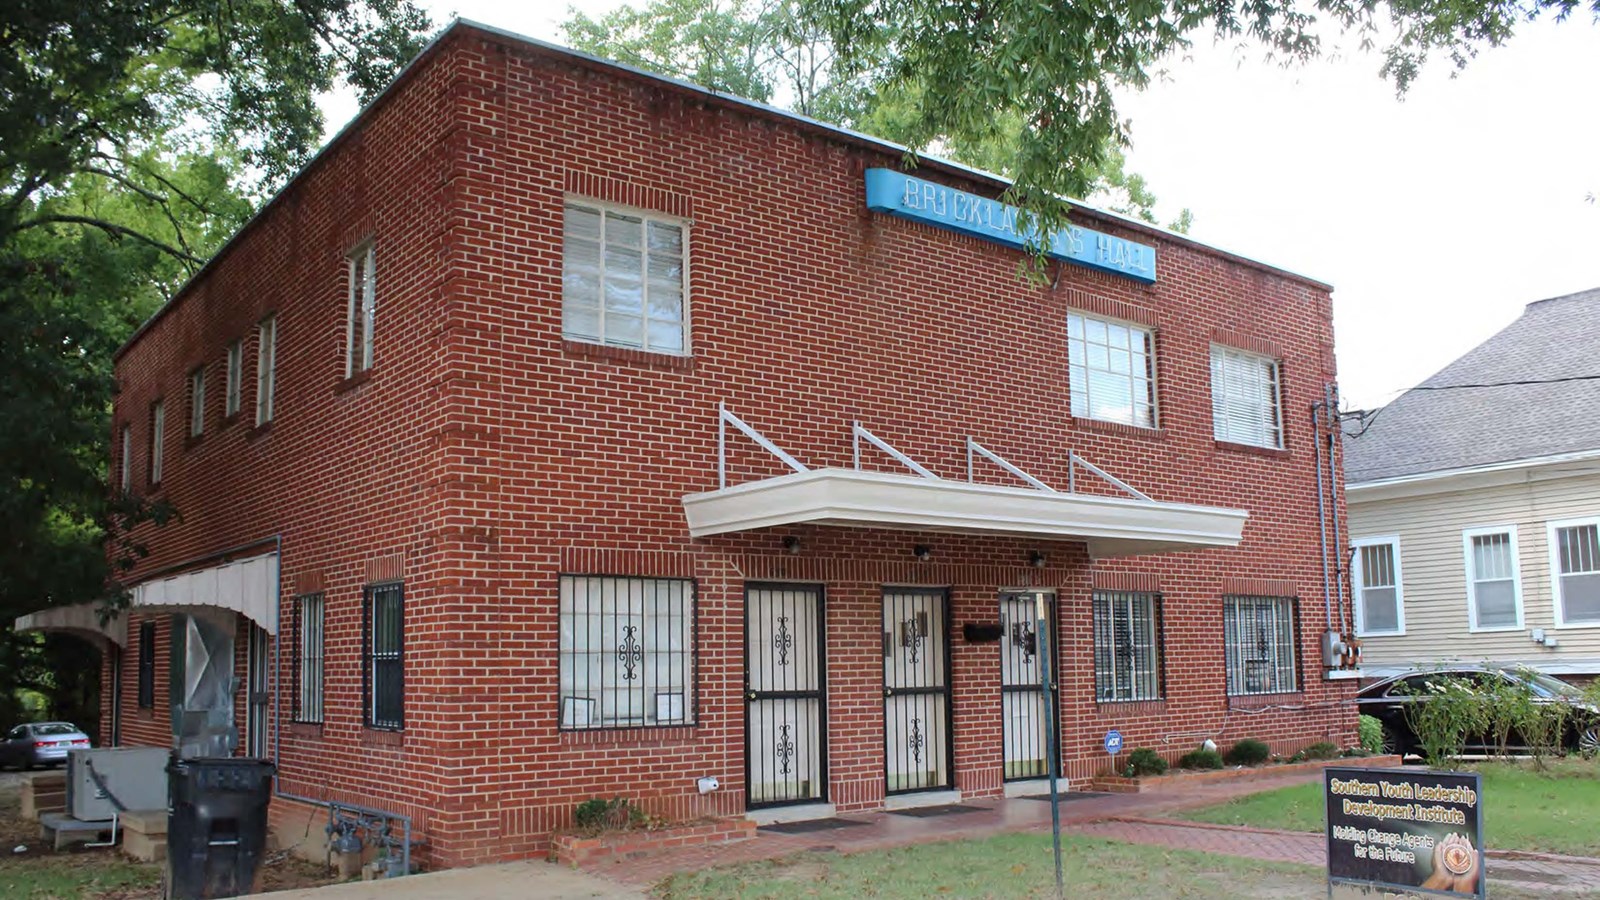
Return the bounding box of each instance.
[362,583,403,730]
[137,621,156,709]
[559,576,695,729]
[1092,591,1163,701]
[1223,595,1298,696]
[1551,520,1600,625]
[292,593,325,724]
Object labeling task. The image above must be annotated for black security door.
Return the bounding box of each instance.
[883,587,952,794]
[745,584,827,809]
[1000,591,1057,780]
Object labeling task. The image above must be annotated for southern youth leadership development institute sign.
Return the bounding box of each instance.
[863,169,1157,284]
[1325,767,1485,898]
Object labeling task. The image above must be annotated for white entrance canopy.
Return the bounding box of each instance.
[683,467,1247,558]
[14,552,280,642]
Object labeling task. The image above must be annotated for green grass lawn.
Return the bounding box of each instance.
[1174,759,1600,857]
[0,856,158,899]
[655,832,1330,899]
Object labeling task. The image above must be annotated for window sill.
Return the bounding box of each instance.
[558,725,697,747]
[562,339,693,371]
[361,728,404,748]
[1071,417,1165,441]
[1214,440,1289,460]
[183,434,204,450]
[246,421,273,441]
[1228,691,1303,709]
[1094,698,1166,714]
[288,722,324,738]
[336,369,375,394]
[222,412,242,428]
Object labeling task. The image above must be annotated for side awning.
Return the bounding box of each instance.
[13,603,125,648]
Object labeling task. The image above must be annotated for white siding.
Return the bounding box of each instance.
[1349,466,1600,672]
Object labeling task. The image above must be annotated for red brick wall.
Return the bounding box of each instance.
[108,24,1355,868]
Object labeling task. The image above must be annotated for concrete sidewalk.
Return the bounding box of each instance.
[259,860,643,899]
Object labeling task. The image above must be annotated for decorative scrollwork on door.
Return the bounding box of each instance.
[773,616,793,667]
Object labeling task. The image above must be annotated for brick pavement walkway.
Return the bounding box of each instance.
[580,771,1600,895]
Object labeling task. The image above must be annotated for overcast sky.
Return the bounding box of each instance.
[323,4,1600,411]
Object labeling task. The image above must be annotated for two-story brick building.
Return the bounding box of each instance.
[17,20,1360,867]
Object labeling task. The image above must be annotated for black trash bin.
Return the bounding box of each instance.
[165,755,276,900]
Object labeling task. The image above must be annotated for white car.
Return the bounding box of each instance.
[0,722,91,768]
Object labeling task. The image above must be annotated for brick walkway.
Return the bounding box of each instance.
[580,772,1600,895]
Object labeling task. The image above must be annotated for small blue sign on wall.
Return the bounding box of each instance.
[864,168,1157,284]
[1104,729,1124,755]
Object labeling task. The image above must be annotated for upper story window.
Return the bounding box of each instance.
[347,243,376,376]
[1464,526,1522,631]
[149,400,165,485]
[255,316,277,426]
[562,202,687,354]
[1352,536,1404,636]
[119,424,132,492]
[188,367,206,437]
[225,339,242,417]
[1068,314,1155,428]
[1223,595,1298,696]
[1550,518,1600,627]
[1210,345,1282,449]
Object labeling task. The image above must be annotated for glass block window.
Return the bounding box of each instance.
[149,401,165,485]
[225,339,242,417]
[362,583,403,730]
[559,576,695,729]
[562,203,687,354]
[292,593,325,724]
[1353,538,1403,635]
[1464,528,1521,630]
[1552,520,1600,625]
[347,243,376,375]
[255,316,277,426]
[1210,345,1282,448]
[1068,314,1155,428]
[119,425,132,492]
[1092,591,1163,701]
[1223,595,1298,696]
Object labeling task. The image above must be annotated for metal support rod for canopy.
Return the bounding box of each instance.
[717,403,810,489]
[965,438,1056,493]
[1066,451,1152,502]
[853,422,940,480]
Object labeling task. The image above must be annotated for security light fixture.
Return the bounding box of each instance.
[913,544,931,562]
[1029,550,1047,568]
[782,535,801,555]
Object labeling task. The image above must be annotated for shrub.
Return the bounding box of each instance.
[1299,741,1340,761]
[1178,749,1225,770]
[1403,675,1487,767]
[1518,699,1574,765]
[1482,674,1536,758]
[1124,747,1168,777]
[1358,715,1385,754]
[573,797,642,834]
[1223,739,1271,766]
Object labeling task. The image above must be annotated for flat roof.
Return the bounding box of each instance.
[117,18,1333,361]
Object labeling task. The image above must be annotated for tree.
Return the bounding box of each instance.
[0,1,433,713]
[563,0,1192,230]
[803,0,1596,245]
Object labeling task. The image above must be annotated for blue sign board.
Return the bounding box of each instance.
[1104,729,1123,755]
[864,168,1157,284]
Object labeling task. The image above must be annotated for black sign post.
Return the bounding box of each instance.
[1325,767,1485,899]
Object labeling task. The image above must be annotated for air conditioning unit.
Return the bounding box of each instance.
[67,748,171,821]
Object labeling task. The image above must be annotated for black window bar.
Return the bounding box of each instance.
[558,575,697,730]
[292,593,325,724]
[137,621,156,709]
[363,583,404,730]
[1223,595,1298,696]
[1092,591,1164,702]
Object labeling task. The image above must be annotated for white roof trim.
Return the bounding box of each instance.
[1347,448,1600,501]
[682,468,1248,558]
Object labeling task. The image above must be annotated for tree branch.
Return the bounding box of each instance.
[15,214,206,266]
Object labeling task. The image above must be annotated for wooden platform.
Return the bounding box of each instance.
[20,771,67,820]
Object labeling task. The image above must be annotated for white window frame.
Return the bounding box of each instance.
[1548,516,1600,629]
[561,200,691,356]
[1209,344,1283,449]
[149,401,165,485]
[225,339,242,417]
[558,575,697,729]
[255,316,276,426]
[119,424,132,492]
[188,367,206,437]
[1067,312,1157,429]
[1351,535,1405,636]
[1462,525,1524,633]
[346,242,376,376]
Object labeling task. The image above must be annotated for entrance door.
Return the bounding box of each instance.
[1000,591,1056,780]
[246,625,270,757]
[745,584,826,808]
[882,588,952,794]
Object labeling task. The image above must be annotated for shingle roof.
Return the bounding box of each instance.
[1343,287,1600,484]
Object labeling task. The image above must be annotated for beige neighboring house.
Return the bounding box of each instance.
[1345,288,1600,682]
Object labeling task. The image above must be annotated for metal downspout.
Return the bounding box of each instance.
[1327,385,1348,634]
[1314,400,1333,630]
